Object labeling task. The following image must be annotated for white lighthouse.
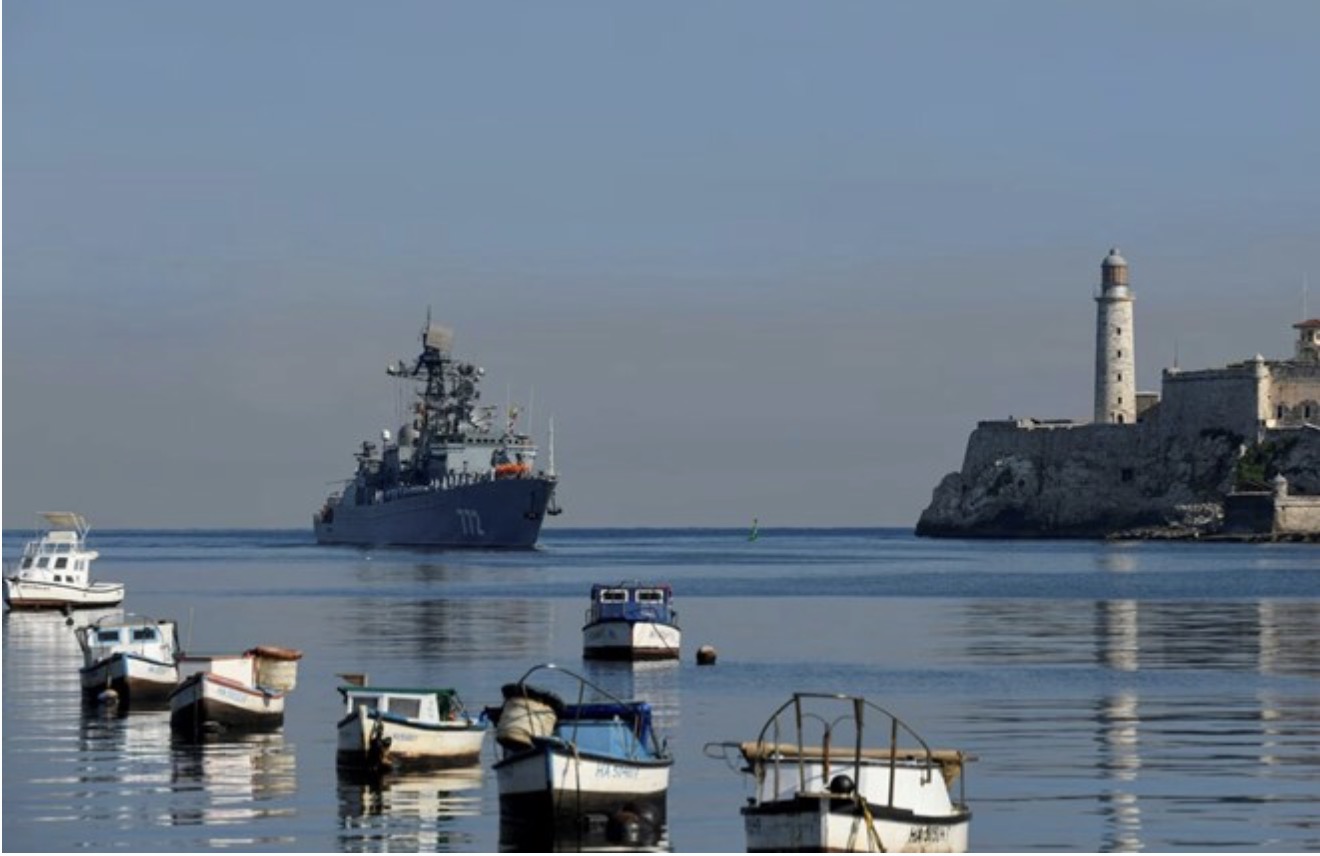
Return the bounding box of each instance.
[1094,248,1136,424]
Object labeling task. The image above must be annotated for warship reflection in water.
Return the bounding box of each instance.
[314,318,560,548]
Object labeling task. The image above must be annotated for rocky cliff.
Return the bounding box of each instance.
[916,422,1320,539]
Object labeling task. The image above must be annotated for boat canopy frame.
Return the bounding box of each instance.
[503,662,666,759]
[704,691,971,813]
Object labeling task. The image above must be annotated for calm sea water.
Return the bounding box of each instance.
[3,528,1318,852]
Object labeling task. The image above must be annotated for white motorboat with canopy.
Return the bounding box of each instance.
[4,513,124,610]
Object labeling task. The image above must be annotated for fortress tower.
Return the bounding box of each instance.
[1094,248,1136,424]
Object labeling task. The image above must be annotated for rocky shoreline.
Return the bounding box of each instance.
[916,424,1320,542]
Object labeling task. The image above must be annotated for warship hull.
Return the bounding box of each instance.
[314,477,555,548]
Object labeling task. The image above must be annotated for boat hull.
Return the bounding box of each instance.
[4,578,124,610]
[170,672,287,736]
[314,478,555,548]
[80,652,178,707]
[336,709,488,770]
[494,740,671,821]
[582,620,681,660]
[743,796,971,853]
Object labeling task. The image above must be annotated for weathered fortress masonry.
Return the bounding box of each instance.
[918,250,1320,540]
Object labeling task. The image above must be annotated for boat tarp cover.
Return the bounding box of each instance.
[740,742,968,785]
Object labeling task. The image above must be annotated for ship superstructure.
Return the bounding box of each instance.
[314,318,559,547]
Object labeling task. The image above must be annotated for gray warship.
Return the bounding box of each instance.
[314,317,559,548]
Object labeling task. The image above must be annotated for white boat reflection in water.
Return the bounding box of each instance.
[337,766,483,852]
[169,731,297,846]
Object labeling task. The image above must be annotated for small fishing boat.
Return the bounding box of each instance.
[170,646,303,737]
[76,613,181,708]
[490,664,673,835]
[336,676,489,772]
[582,582,681,661]
[4,513,124,611]
[706,693,974,853]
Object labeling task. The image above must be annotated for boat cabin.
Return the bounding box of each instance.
[178,647,302,692]
[15,513,99,586]
[339,686,464,724]
[78,615,179,665]
[587,582,675,625]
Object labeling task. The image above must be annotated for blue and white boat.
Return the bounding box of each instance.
[491,664,673,835]
[582,582,681,661]
[76,613,180,707]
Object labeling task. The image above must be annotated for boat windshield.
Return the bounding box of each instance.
[344,688,462,721]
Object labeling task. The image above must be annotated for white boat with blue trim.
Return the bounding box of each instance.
[4,513,124,611]
[491,664,673,841]
[582,581,681,661]
[336,678,488,772]
[707,693,974,853]
[76,613,180,707]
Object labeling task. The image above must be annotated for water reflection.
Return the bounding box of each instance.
[580,659,682,734]
[337,766,482,852]
[1096,691,1143,852]
[340,592,552,661]
[1099,600,1139,672]
[962,599,1320,676]
[168,733,297,846]
[1096,548,1138,574]
[499,812,670,852]
[952,596,1320,851]
[4,606,122,645]
[4,608,121,683]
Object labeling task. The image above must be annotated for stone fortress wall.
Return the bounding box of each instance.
[917,250,1320,539]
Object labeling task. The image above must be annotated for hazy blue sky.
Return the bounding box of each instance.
[5,1,1319,529]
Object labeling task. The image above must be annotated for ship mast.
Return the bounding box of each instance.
[548,416,556,478]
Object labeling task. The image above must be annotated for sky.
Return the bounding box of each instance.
[4,1,1319,529]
